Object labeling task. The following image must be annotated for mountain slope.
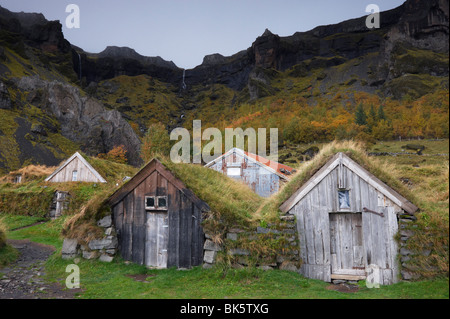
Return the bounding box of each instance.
[0,0,449,174]
[0,6,142,173]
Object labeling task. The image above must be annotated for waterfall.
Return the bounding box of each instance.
[77,52,82,82]
[182,69,187,90]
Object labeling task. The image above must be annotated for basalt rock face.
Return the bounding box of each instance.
[69,0,448,92]
[0,6,71,54]
[15,76,142,166]
[75,46,181,85]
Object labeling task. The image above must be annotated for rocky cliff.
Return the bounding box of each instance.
[0,0,448,173]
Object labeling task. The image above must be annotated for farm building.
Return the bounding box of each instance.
[45,152,107,183]
[107,158,210,269]
[279,152,418,285]
[205,148,295,197]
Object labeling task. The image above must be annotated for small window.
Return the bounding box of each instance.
[145,196,168,211]
[227,167,241,176]
[72,170,78,182]
[338,189,350,209]
[157,196,167,209]
[145,196,156,210]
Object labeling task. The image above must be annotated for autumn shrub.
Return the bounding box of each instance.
[97,145,128,164]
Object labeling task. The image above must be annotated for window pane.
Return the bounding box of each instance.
[227,167,241,176]
[158,197,167,208]
[338,190,350,209]
[72,170,78,182]
[146,197,155,208]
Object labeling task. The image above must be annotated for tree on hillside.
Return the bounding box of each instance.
[355,103,367,126]
[98,145,128,164]
[140,122,171,163]
[367,104,377,132]
[377,104,386,121]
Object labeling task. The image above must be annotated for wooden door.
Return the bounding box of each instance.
[145,212,169,268]
[329,213,365,279]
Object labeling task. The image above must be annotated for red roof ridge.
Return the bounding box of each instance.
[243,150,295,177]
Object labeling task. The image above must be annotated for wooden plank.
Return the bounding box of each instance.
[156,212,169,268]
[352,213,364,268]
[178,193,192,268]
[157,171,168,196]
[294,202,308,264]
[341,214,353,270]
[122,193,134,261]
[318,179,331,268]
[382,269,393,285]
[145,212,157,267]
[303,195,316,265]
[368,184,386,270]
[132,177,146,265]
[330,274,366,281]
[387,206,400,283]
[360,177,372,266]
[191,205,201,266]
[112,202,123,252]
[167,184,180,268]
[132,224,145,265]
[311,187,324,265]
[334,214,343,272]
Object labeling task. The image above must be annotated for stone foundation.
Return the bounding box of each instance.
[61,214,118,262]
[202,214,301,272]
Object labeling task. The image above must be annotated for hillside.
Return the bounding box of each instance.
[0,0,449,174]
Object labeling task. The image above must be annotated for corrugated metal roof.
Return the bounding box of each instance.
[243,150,295,178]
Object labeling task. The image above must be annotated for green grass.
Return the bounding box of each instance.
[0,244,19,268]
[44,256,448,299]
[0,189,448,299]
[6,217,66,248]
[0,213,47,230]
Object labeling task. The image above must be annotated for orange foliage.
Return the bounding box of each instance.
[98,145,128,164]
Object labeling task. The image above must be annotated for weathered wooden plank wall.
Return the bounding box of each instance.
[209,151,281,197]
[112,170,204,269]
[292,164,401,284]
[48,157,100,183]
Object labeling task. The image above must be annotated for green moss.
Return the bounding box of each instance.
[0,187,55,217]
[385,74,448,99]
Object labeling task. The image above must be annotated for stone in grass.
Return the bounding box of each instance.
[203,250,217,264]
[88,237,118,250]
[61,238,79,259]
[203,239,222,252]
[82,250,99,260]
[226,233,238,241]
[202,263,213,269]
[258,265,273,271]
[279,261,298,272]
[99,254,114,263]
[97,215,112,228]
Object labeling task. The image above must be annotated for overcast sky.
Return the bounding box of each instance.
[0,0,405,69]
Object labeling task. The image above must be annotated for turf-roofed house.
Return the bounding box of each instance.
[205,148,295,198]
[279,152,418,285]
[107,159,210,269]
[45,152,107,184]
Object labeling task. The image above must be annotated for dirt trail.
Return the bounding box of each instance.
[0,239,81,299]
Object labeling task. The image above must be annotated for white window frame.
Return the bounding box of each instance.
[145,195,168,211]
[72,170,78,182]
[338,189,351,210]
[145,196,156,210]
[156,196,168,210]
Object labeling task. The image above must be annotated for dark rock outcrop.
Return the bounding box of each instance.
[15,76,142,166]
